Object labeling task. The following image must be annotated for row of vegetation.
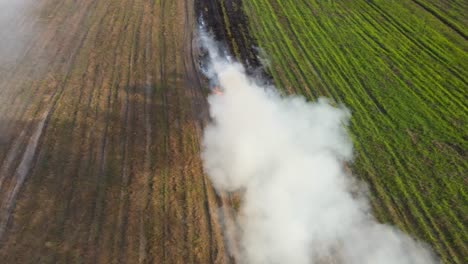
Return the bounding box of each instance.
[232,0,466,262]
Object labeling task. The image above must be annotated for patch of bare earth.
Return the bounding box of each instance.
[0,0,230,263]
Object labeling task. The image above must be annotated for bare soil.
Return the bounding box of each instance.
[0,0,240,263]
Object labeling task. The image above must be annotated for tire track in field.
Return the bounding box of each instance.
[0,0,99,244]
[0,0,93,165]
[410,0,467,40]
[138,2,155,262]
[114,0,143,262]
[0,110,48,239]
[0,1,230,263]
[54,1,125,261]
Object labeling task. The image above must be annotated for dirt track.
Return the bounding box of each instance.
[0,0,237,263]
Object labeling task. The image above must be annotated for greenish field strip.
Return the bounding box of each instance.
[410,0,467,39]
[243,0,467,263]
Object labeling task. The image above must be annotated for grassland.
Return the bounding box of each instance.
[235,0,467,262]
[0,0,234,263]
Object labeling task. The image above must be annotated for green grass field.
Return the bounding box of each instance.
[241,0,467,262]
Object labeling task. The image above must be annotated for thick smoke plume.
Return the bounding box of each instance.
[199,32,437,264]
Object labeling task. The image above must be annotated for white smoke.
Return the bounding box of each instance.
[0,0,35,67]
[199,32,437,264]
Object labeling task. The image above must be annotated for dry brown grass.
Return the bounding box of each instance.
[0,0,232,263]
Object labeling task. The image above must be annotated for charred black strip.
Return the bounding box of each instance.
[195,0,270,80]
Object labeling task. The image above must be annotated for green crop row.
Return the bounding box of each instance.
[242,0,467,263]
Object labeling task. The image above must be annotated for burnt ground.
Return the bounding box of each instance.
[195,0,271,81]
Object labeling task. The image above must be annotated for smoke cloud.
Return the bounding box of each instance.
[199,32,437,264]
[0,0,35,67]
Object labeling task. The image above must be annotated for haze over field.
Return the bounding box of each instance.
[200,33,437,264]
[0,0,34,66]
[0,0,44,240]
[0,1,229,263]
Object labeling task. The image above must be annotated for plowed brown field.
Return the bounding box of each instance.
[0,1,235,263]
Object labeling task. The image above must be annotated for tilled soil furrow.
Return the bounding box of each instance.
[0,0,231,263]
